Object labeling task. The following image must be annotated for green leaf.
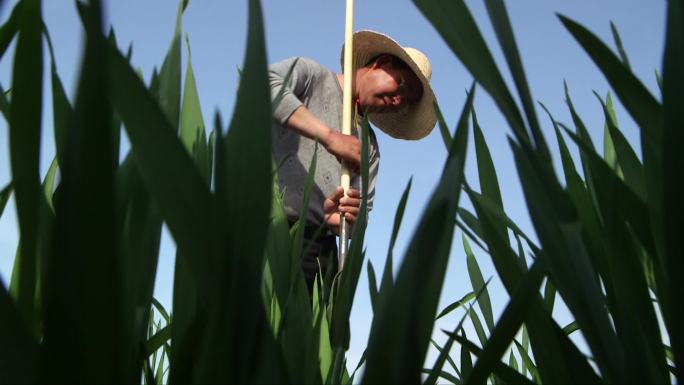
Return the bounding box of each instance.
[0,84,10,120]
[43,17,73,168]
[8,0,42,332]
[460,329,473,380]
[602,93,620,173]
[468,165,601,383]
[594,91,646,201]
[559,16,664,263]
[510,138,625,383]
[483,0,550,160]
[362,84,473,384]
[473,109,508,251]
[435,100,452,150]
[367,260,378,312]
[107,13,212,291]
[180,35,209,182]
[514,340,541,383]
[0,278,39,383]
[464,236,494,331]
[449,331,536,385]
[195,0,284,382]
[271,57,299,113]
[152,298,171,324]
[330,116,372,356]
[435,291,475,321]
[145,325,171,356]
[377,177,412,302]
[0,1,23,60]
[662,0,684,375]
[0,183,12,219]
[426,281,490,385]
[157,0,184,130]
[44,2,120,382]
[422,369,461,384]
[610,21,632,70]
[563,321,580,335]
[559,15,661,148]
[469,307,488,348]
[465,261,544,384]
[509,351,518,373]
[431,339,461,377]
[412,0,530,148]
[543,278,556,314]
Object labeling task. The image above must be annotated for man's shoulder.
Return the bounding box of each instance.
[271,56,329,73]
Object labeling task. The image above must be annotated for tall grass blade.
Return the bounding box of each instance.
[559,15,665,264]
[431,339,461,377]
[610,21,632,70]
[559,15,661,145]
[426,280,490,385]
[180,35,209,181]
[473,109,507,251]
[0,1,22,59]
[0,84,10,120]
[460,329,473,380]
[362,84,472,384]
[662,0,684,376]
[514,340,541,383]
[594,92,645,200]
[330,118,371,354]
[602,93,620,172]
[468,172,601,383]
[435,100,452,150]
[449,331,535,385]
[44,24,72,168]
[566,129,669,383]
[483,0,550,159]
[8,0,42,331]
[157,0,187,130]
[107,16,211,289]
[510,138,626,382]
[435,291,475,321]
[412,0,531,148]
[464,236,494,331]
[378,177,412,298]
[0,279,38,383]
[44,1,120,382]
[196,0,284,382]
[465,261,544,383]
[0,183,11,218]
[367,260,378,312]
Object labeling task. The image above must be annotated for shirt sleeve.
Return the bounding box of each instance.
[365,128,380,212]
[351,127,381,213]
[269,57,316,125]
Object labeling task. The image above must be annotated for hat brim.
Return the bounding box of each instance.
[340,30,437,140]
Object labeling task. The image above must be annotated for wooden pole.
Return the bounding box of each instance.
[338,0,354,272]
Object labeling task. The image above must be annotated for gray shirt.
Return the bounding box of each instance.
[269,57,380,227]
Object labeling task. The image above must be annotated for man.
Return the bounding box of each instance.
[269,31,436,294]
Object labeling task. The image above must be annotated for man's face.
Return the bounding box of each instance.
[357,57,422,114]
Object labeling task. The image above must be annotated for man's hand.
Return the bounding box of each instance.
[322,130,361,169]
[323,187,361,236]
[284,106,361,169]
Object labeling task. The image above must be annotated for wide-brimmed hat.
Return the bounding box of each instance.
[340,30,436,140]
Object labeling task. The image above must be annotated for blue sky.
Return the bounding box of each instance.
[0,0,666,375]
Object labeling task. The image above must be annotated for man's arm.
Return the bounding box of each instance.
[285,106,361,166]
[269,57,360,166]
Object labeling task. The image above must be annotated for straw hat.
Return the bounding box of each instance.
[340,30,436,140]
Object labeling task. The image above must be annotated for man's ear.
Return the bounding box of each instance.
[372,54,393,69]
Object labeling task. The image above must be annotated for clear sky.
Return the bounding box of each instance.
[0,0,666,375]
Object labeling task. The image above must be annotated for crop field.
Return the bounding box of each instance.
[0,0,681,384]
